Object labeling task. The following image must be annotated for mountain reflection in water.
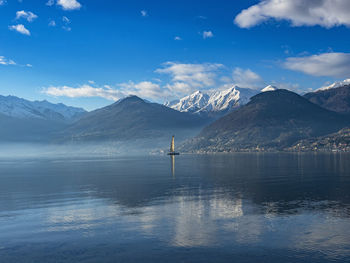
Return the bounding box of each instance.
[0,153,349,262]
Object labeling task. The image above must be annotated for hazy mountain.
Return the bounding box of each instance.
[61,95,210,144]
[0,95,86,142]
[0,95,86,123]
[181,89,350,153]
[304,84,350,114]
[0,112,67,142]
[165,86,259,117]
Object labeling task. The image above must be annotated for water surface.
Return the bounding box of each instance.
[0,153,350,262]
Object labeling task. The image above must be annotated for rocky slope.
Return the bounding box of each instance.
[304,84,350,114]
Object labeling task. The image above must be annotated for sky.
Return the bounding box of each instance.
[0,0,350,110]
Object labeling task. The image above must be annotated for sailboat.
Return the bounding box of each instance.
[167,135,180,155]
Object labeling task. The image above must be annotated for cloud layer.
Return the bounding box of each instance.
[284,52,350,77]
[42,63,268,102]
[235,0,350,28]
[42,81,169,102]
[43,85,124,101]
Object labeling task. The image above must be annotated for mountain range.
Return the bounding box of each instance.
[165,86,267,118]
[0,80,350,152]
[180,89,350,153]
[0,95,86,123]
[0,96,86,142]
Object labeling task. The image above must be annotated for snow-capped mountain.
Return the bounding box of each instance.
[165,91,210,113]
[0,95,86,122]
[261,85,277,92]
[318,79,350,91]
[165,86,259,115]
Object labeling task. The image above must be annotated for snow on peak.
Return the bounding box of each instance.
[165,90,209,113]
[261,85,276,92]
[0,95,86,122]
[165,86,258,114]
[318,79,350,91]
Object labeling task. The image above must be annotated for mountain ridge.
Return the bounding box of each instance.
[0,95,86,123]
[59,95,210,144]
[304,84,350,114]
[180,89,350,153]
[165,86,259,118]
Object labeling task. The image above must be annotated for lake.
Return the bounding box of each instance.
[0,153,350,262]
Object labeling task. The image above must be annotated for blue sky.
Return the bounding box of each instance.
[1,0,350,110]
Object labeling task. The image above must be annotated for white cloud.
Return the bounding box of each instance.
[0,0,6,5]
[46,0,54,6]
[174,36,182,41]
[119,81,169,99]
[235,0,350,28]
[233,68,265,89]
[164,82,193,96]
[62,26,72,31]
[42,81,168,101]
[232,68,265,89]
[48,20,56,27]
[15,10,38,22]
[284,52,350,77]
[57,0,81,10]
[9,24,30,35]
[141,10,148,17]
[155,62,223,94]
[0,56,16,66]
[62,16,70,23]
[202,31,213,39]
[43,85,124,101]
[0,56,32,67]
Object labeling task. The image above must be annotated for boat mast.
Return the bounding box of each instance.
[170,136,175,152]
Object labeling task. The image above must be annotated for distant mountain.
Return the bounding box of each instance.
[181,89,350,153]
[0,95,86,142]
[0,112,67,143]
[165,91,210,113]
[287,128,350,152]
[317,79,350,91]
[0,95,86,123]
[60,95,210,144]
[304,84,350,114]
[165,86,259,117]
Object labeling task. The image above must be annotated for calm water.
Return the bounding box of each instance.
[0,153,350,263]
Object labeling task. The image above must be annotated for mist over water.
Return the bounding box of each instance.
[0,153,349,262]
[0,141,171,159]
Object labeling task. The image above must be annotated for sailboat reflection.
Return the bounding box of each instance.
[171,155,175,177]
